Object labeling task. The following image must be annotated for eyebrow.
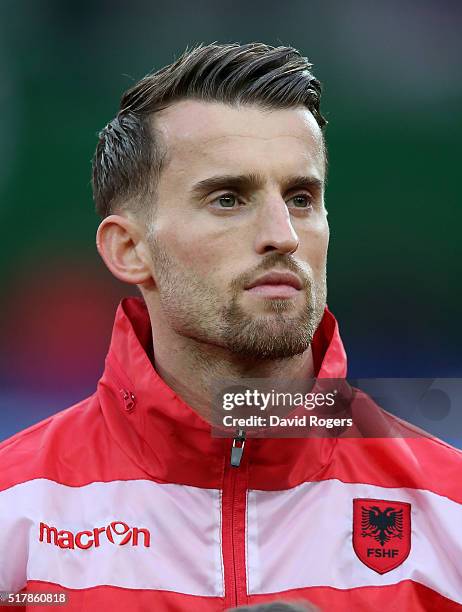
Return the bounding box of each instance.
[190,173,323,199]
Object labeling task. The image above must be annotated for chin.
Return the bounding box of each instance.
[246,296,306,316]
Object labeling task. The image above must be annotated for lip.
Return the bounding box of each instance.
[245,284,300,298]
[245,271,303,291]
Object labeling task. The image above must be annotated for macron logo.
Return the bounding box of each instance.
[39,521,151,550]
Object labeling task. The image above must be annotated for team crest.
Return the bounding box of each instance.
[352,498,411,574]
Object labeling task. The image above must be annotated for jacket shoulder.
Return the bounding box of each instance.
[385,409,462,463]
[335,412,462,504]
[0,394,101,491]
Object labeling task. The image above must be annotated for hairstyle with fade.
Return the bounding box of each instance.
[92,42,328,219]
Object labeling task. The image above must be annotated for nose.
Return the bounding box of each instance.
[254,196,299,255]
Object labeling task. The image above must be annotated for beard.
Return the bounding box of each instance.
[148,237,327,360]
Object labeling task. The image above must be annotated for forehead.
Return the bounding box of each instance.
[152,100,325,183]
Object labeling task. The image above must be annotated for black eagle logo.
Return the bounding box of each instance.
[361,506,403,546]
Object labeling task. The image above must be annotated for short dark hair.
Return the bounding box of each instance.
[92,42,328,218]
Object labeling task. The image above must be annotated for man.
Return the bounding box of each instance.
[1,42,462,611]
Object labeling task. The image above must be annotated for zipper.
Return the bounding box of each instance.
[222,431,248,609]
[230,429,246,467]
[108,357,250,606]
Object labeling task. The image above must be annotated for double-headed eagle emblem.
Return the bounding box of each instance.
[361,505,403,546]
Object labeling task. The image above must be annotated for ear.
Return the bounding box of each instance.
[96,214,153,286]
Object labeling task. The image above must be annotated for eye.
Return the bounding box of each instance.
[210,193,241,209]
[287,193,313,211]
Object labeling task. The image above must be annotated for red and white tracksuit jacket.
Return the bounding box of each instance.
[1,297,462,611]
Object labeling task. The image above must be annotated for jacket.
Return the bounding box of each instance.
[1,297,462,611]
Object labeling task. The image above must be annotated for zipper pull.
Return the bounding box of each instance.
[230,429,246,467]
[120,389,136,412]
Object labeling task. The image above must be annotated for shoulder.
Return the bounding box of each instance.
[335,421,462,504]
[383,409,462,465]
[0,394,101,492]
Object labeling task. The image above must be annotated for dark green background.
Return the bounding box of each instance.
[1,1,461,439]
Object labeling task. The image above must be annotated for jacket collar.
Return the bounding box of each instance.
[98,297,347,488]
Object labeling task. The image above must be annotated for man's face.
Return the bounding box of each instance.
[145,100,329,360]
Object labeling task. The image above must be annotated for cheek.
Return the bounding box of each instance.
[301,223,329,273]
[155,224,207,269]
[154,229,231,295]
[156,216,243,276]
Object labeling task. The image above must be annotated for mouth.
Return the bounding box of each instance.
[244,271,303,299]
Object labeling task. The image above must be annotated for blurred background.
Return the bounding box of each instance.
[1,0,461,442]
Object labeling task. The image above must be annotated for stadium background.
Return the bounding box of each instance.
[1,1,461,443]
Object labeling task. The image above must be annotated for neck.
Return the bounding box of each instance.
[148,311,315,423]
